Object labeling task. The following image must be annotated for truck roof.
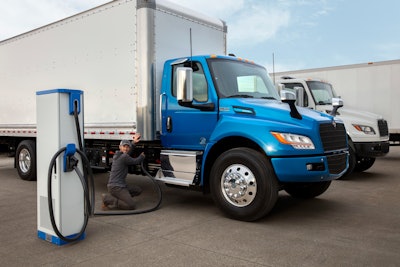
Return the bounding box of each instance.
[0,0,227,44]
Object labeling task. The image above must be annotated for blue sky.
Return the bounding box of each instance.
[1,0,399,72]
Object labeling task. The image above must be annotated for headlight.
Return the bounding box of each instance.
[352,124,376,135]
[271,132,315,149]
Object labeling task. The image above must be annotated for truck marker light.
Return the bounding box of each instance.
[271,132,315,149]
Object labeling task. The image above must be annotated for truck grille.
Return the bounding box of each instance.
[326,153,348,174]
[319,122,347,152]
[378,119,389,137]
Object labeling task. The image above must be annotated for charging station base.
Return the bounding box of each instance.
[38,231,86,246]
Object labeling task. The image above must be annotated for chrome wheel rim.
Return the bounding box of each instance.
[221,164,257,207]
[18,148,31,173]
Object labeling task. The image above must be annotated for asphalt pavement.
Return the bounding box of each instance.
[0,147,399,266]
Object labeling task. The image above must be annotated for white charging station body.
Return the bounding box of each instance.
[36,89,85,245]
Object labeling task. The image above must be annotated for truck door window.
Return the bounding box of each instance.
[172,62,208,102]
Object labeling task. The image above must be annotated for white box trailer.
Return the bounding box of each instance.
[0,0,226,179]
[0,0,226,141]
[273,59,400,144]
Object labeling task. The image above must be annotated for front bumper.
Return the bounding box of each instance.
[271,152,348,182]
[354,141,390,158]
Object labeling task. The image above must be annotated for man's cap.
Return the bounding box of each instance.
[120,140,132,147]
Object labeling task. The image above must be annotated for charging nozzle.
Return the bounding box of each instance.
[64,143,78,172]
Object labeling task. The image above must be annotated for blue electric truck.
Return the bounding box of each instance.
[0,0,348,221]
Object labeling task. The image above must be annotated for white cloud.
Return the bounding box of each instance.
[168,0,290,48]
[227,4,290,47]
[167,0,245,19]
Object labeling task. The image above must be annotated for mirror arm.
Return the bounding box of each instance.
[282,99,302,120]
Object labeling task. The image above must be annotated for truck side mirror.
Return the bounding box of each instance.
[281,90,302,120]
[177,67,193,103]
[280,89,296,101]
[293,86,305,107]
[330,97,344,116]
[175,66,215,111]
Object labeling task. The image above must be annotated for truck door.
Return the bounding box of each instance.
[161,61,218,150]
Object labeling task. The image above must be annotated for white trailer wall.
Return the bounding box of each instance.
[0,1,137,129]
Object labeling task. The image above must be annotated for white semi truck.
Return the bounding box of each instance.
[275,75,390,175]
[274,59,399,143]
[0,0,349,221]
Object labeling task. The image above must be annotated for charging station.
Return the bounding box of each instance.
[36,89,86,245]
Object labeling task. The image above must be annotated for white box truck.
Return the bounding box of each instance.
[274,66,391,175]
[0,0,349,221]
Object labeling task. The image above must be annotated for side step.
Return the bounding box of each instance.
[155,150,202,187]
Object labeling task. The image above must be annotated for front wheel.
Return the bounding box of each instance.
[210,147,278,221]
[284,181,331,199]
[16,140,37,181]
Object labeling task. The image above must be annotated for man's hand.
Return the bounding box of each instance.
[133,133,141,144]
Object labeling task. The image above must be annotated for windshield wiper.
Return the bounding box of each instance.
[317,101,331,105]
[227,94,254,98]
[261,96,277,100]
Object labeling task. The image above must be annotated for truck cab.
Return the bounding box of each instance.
[277,76,389,176]
[156,55,348,220]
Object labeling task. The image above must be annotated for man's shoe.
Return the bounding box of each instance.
[129,185,142,197]
[101,193,111,210]
[101,203,110,211]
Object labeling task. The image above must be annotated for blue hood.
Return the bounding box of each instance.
[213,98,343,157]
[219,98,336,130]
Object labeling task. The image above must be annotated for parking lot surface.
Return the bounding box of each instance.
[0,147,399,266]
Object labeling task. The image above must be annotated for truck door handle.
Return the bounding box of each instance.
[167,116,172,132]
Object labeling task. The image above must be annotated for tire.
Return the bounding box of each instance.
[284,181,331,199]
[210,147,278,221]
[16,140,37,181]
[354,157,375,172]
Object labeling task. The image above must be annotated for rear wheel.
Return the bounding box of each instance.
[284,181,331,199]
[210,147,278,221]
[16,140,37,181]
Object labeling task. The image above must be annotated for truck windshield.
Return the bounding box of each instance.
[208,58,280,100]
[307,81,338,105]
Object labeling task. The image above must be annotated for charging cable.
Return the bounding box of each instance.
[71,100,163,215]
[47,145,92,243]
